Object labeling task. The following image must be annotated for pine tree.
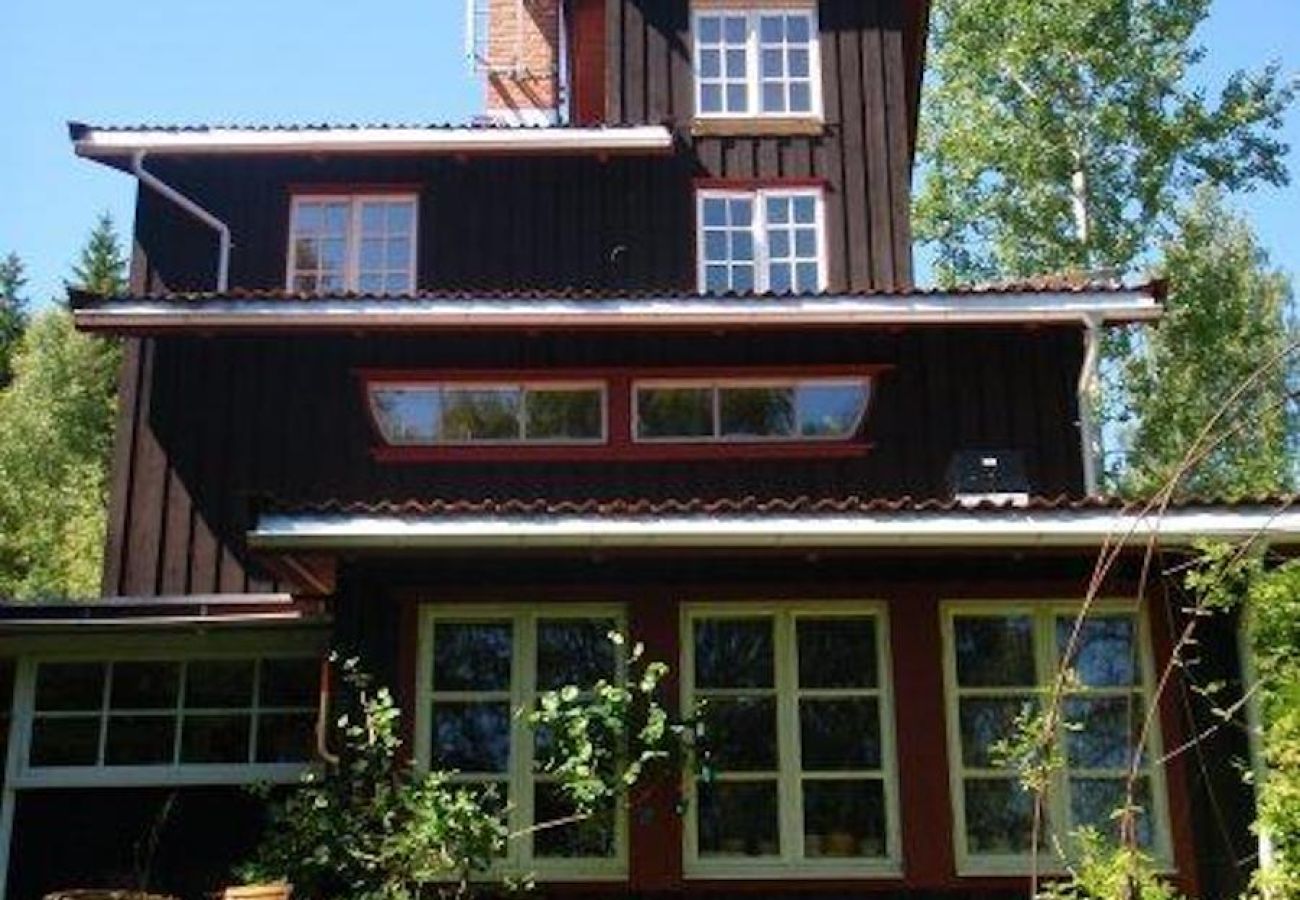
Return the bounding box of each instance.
[0,252,29,386]
[69,211,128,298]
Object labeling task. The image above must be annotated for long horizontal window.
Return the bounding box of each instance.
[635,379,870,442]
[683,603,899,876]
[415,606,626,876]
[20,655,319,785]
[943,604,1171,874]
[369,383,607,445]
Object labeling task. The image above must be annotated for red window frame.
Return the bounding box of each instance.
[360,365,888,463]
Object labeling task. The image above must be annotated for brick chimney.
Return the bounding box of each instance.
[478,0,561,125]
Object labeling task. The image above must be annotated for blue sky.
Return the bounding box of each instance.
[1,1,1297,302]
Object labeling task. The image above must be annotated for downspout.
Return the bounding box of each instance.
[1077,312,1104,496]
[1239,607,1276,890]
[131,150,230,292]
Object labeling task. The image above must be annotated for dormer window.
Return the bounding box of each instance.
[697,187,827,294]
[693,6,822,123]
[287,193,418,294]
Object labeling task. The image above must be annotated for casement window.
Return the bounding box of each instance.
[697,189,826,294]
[682,604,900,877]
[693,8,822,120]
[415,606,627,877]
[942,604,1172,874]
[635,378,869,442]
[12,654,319,787]
[287,194,418,294]
[369,382,607,446]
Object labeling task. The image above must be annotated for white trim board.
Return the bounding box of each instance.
[71,125,675,157]
[249,505,1300,551]
[73,288,1163,332]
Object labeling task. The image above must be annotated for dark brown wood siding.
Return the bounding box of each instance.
[100,327,1086,598]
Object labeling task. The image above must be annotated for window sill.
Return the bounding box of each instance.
[372,442,873,464]
[691,117,826,137]
[683,862,903,881]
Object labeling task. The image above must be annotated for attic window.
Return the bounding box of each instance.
[697,188,827,294]
[287,194,417,294]
[369,382,607,446]
[693,7,822,122]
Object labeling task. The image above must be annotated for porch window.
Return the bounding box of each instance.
[683,604,899,876]
[635,378,869,442]
[20,655,319,783]
[693,8,821,120]
[415,606,626,876]
[369,382,606,446]
[287,194,417,294]
[697,189,826,294]
[942,604,1172,874]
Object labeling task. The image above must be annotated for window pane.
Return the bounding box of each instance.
[387,203,414,232]
[762,84,785,113]
[699,48,721,78]
[256,712,316,763]
[537,619,616,690]
[797,383,868,438]
[959,697,1036,768]
[110,662,179,710]
[35,663,104,711]
[698,781,779,857]
[790,82,812,113]
[359,273,384,294]
[719,386,795,437]
[533,783,616,858]
[703,697,777,771]
[769,263,792,293]
[767,197,790,225]
[799,698,881,770]
[793,195,816,223]
[731,264,755,293]
[789,48,809,77]
[797,617,878,688]
[759,15,783,42]
[441,389,521,441]
[723,16,746,44]
[359,238,383,269]
[729,198,752,227]
[702,197,727,228]
[525,389,603,441]
[1069,777,1154,848]
[1058,615,1139,687]
[433,622,512,691]
[954,616,1036,687]
[964,779,1038,854]
[432,702,511,773]
[1064,696,1144,769]
[105,715,175,765]
[637,388,713,439]
[694,618,774,689]
[704,230,728,261]
[794,261,820,292]
[185,660,255,708]
[787,14,811,42]
[802,779,887,858]
[30,718,100,766]
[761,49,783,78]
[698,15,720,43]
[371,387,441,444]
[260,658,319,708]
[181,714,251,764]
[726,85,747,112]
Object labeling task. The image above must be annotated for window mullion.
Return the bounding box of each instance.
[747,13,760,116]
[347,199,361,292]
[513,611,536,867]
[1038,611,1071,842]
[754,192,769,292]
[97,663,112,766]
[172,662,187,765]
[775,612,802,861]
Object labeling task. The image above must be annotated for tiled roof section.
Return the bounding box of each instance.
[68,120,659,137]
[260,493,1293,519]
[69,279,1164,306]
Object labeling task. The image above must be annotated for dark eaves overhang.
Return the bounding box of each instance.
[71,282,1165,335]
[0,594,330,633]
[247,496,1300,553]
[69,121,675,162]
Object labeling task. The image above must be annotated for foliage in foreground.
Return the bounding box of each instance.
[241,643,689,900]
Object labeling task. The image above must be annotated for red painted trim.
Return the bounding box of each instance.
[286,183,425,195]
[693,177,831,191]
[371,442,875,464]
[569,0,607,125]
[398,595,419,757]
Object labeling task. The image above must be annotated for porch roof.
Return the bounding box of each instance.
[0,594,329,632]
[248,495,1300,552]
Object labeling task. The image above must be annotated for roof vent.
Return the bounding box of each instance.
[947,450,1031,508]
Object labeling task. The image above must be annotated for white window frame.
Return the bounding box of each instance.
[696,188,828,294]
[5,633,324,791]
[286,193,419,294]
[368,381,609,447]
[632,377,869,444]
[940,601,1175,877]
[414,604,629,880]
[680,601,901,879]
[692,6,824,121]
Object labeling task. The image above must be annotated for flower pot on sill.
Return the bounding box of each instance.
[220,885,292,900]
[825,830,858,857]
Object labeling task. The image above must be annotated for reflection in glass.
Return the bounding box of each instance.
[719,387,795,437]
[802,779,887,858]
[637,388,713,439]
[954,616,1036,687]
[441,389,521,441]
[797,383,867,437]
[959,696,1036,768]
[799,698,881,770]
[702,697,778,771]
[524,390,603,441]
[964,779,1038,854]
[432,702,511,773]
[533,783,616,858]
[1058,615,1138,687]
[434,622,512,692]
[371,388,440,444]
[1064,696,1144,769]
[1070,777,1154,848]
[537,619,616,690]
[797,617,877,688]
[698,781,780,857]
[694,619,774,688]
